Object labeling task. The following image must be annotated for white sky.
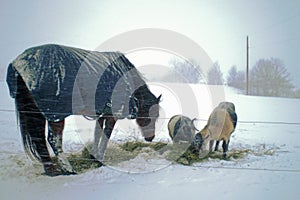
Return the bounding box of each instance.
[1,0,300,86]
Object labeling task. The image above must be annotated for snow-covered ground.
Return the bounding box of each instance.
[1,81,300,200]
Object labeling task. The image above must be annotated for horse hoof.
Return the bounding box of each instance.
[61,169,77,176]
[222,152,230,160]
[89,154,97,160]
[96,161,105,167]
[44,164,63,177]
[89,154,105,167]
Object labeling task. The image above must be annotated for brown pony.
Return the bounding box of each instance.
[195,102,237,158]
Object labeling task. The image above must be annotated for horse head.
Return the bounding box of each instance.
[134,85,161,142]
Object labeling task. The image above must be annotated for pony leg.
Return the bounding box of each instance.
[215,141,220,151]
[199,139,210,158]
[222,139,230,158]
[96,117,116,162]
[209,140,215,152]
[48,120,76,175]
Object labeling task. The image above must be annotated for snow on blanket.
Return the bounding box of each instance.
[6,44,144,121]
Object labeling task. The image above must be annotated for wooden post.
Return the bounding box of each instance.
[246,36,249,95]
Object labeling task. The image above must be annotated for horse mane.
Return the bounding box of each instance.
[134,84,158,106]
[117,57,157,105]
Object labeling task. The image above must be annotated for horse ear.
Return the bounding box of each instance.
[157,94,162,103]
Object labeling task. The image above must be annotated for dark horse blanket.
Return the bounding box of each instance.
[7,44,145,121]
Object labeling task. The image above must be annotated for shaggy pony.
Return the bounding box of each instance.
[195,102,237,158]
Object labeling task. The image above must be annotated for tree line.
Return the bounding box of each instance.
[168,57,300,99]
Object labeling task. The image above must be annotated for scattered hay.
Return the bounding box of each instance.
[118,142,279,166]
[171,144,279,165]
[52,148,102,173]
[69,148,103,173]
[105,143,140,166]
[105,141,168,166]
[51,142,280,173]
[171,149,202,165]
[120,141,168,152]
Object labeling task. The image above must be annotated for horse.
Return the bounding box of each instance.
[7,44,161,176]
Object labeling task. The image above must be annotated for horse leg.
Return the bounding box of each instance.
[47,120,64,155]
[48,120,76,175]
[95,117,116,163]
[91,118,104,159]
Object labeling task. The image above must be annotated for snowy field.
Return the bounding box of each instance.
[1,81,300,200]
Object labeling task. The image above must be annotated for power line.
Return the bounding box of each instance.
[250,12,300,38]
[247,12,300,51]
[1,108,300,126]
[194,118,300,126]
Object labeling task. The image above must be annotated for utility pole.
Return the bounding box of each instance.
[246,35,249,95]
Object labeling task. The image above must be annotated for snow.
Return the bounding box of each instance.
[1,81,300,200]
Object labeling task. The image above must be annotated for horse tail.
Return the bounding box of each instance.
[15,75,50,163]
[16,110,41,161]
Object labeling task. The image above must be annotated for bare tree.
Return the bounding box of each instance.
[207,62,224,85]
[294,88,300,99]
[227,65,245,91]
[168,58,203,83]
[249,58,294,97]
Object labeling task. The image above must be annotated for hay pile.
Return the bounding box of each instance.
[53,142,278,173]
